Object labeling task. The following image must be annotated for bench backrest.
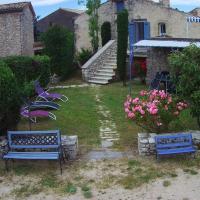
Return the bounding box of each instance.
[8,130,61,150]
[155,134,193,149]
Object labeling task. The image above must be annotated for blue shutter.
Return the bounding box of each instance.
[144,22,150,39]
[116,2,124,12]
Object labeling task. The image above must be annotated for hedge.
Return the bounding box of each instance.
[2,55,51,97]
[0,61,21,135]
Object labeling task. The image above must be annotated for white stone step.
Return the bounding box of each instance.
[101,66,115,70]
[104,62,116,66]
[106,60,117,63]
[95,73,115,77]
[98,69,114,73]
[109,56,116,59]
[88,79,108,84]
[91,76,112,81]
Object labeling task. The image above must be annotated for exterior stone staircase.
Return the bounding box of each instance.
[82,40,117,84]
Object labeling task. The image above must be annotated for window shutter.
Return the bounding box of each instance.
[116,2,124,12]
[144,21,150,39]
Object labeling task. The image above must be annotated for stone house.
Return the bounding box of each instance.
[75,0,200,51]
[37,8,83,35]
[75,0,200,84]
[0,2,35,57]
[135,38,200,84]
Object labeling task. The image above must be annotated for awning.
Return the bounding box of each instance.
[134,40,200,48]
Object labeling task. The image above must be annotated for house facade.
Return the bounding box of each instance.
[37,8,83,34]
[75,0,200,52]
[0,2,35,57]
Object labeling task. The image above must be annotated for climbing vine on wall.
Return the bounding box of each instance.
[78,0,101,53]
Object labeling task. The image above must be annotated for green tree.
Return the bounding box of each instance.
[117,9,128,86]
[101,21,111,46]
[169,44,200,127]
[79,0,100,52]
[0,61,21,135]
[41,25,75,80]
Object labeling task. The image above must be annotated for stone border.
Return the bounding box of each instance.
[138,131,200,156]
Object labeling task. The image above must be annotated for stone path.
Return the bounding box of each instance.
[50,83,130,160]
[94,87,120,149]
[84,86,131,161]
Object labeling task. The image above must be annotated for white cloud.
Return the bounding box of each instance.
[0,0,69,6]
[153,0,200,6]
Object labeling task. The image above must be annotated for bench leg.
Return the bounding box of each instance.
[156,154,160,162]
[59,158,62,175]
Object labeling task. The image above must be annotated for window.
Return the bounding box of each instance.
[130,20,150,43]
[159,23,166,36]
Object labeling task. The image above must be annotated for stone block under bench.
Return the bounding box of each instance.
[61,135,78,160]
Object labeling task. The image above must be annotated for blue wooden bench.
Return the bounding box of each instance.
[155,134,197,160]
[3,130,63,174]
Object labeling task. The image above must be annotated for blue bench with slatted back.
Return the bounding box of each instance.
[155,133,197,160]
[3,130,63,174]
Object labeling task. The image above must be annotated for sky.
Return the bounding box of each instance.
[0,0,200,18]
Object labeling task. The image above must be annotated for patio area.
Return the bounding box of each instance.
[0,80,199,199]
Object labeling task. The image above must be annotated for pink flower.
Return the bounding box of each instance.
[168,96,172,104]
[140,90,147,96]
[132,97,139,104]
[177,106,183,111]
[128,112,135,119]
[124,101,130,108]
[125,108,129,113]
[140,109,145,115]
[164,105,168,110]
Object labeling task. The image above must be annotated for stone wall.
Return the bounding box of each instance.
[146,47,171,84]
[138,131,200,156]
[75,1,116,52]
[0,7,34,57]
[21,6,34,56]
[0,12,22,57]
[82,40,116,81]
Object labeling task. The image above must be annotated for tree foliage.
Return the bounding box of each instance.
[117,9,128,85]
[75,48,93,66]
[0,61,21,135]
[169,45,200,127]
[101,21,111,46]
[41,25,75,80]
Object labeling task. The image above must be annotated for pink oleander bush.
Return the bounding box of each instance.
[124,90,188,133]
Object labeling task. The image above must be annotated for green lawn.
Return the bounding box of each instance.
[18,81,199,150]
[18,86,100,148]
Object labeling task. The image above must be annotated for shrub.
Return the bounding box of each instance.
[3,55,50,97]
[117,9,128,85]
[41,25,75,80]
[0,61,21,135]
[124,90,188,133]
[101,21,111,46]
[75,48,93,67]
[169,45,200,127]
